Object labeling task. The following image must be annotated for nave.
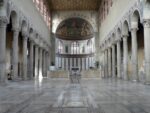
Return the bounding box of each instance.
[0,78,150,113]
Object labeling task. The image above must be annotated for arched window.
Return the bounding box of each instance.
[58,41,63,53]
[65,46,68,53]
[71,42,79,54]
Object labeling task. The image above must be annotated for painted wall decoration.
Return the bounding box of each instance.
[56,18,94,40]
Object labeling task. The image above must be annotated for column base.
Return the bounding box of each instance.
[22,77,28,81]
[12,77,22,82]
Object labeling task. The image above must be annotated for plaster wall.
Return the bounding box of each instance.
[99,0,137,41]
[12,0,51,42]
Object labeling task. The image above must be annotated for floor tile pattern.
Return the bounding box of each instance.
[0,78,150,113]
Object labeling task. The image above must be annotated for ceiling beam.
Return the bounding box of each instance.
[47,0,102,11]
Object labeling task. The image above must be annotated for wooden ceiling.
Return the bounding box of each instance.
[47,0,101,11]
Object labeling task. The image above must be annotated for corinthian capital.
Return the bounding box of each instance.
[0,16,8,26]
[131,21,138,31]
[143,19,150,28]
[122,34,129,39]
[12,27,20,32]
[22,31,29,38]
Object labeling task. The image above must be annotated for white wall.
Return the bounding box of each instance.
[99,0,137,42]
[12,0,50,42]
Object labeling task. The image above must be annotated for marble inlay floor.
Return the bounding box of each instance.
[0,78,150,113]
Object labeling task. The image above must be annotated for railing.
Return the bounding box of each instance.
[56,53,95,58]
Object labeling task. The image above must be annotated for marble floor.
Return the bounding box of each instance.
[0,78,150,113]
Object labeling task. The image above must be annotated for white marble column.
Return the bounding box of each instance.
[58,57,61,68]
[80,58,83,70]
[29,40,34,79]
[45,52,49,74]
[12,28,19,80]
[123,35,128,80]
[104,50,108,78]
[0,18,7,83]
[47,52,50,71]
[143,19,150,84]
[108,48,112,77]
[90,57,92,68]
[76,58,78,68]
[82,58,85,70]
[88,57,90,68]
[39,48,43,77]
[60,58,62,69]
[45,52,49,77]
[89,57,91,67]
[85,58,87,70]
[22,33,28,80]
[62,58,64,70]
[34,45,39,79]
[56,57,58,69]
[88,57,89,67]
[86,58,88,70]
[43,50,46,77]
[68,58,70,70]
[64,58,66,70]
[45,51,48,77]
[70,58,72,70]
[104,51,106,78]
[112,44,116,78]
[74,58,76,67]
[103,52,105,78]
[93,57,95,67]
[117,40,121,78]
[78,58,80,70]
[60,57,62,69]
[66,58,68,70]
[131,27,139,81]
[41,50,44,76]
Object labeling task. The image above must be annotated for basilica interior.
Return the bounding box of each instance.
[0,0,150,113]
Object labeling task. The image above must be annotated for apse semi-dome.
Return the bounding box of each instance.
[56,18,94,40]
